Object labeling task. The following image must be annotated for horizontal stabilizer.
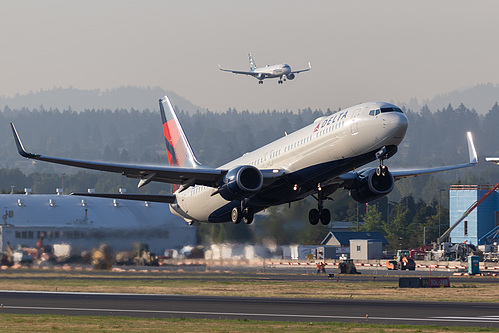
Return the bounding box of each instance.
[71,192,176,204]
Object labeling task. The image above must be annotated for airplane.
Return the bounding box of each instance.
[11,96,478,226]
[219,53,311,84]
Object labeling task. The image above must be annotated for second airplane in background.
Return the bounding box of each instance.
[219,53,311,84]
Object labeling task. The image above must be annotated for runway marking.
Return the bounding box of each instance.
[431,316,499,322]
[3,305,499,324]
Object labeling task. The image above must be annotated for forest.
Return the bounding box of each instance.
[1,101,499,249]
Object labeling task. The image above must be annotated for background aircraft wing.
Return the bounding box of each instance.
[291,62,312,74]
[485,157,499,164]
[218,65,257,76]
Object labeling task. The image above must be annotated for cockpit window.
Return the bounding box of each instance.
[369,110,375,116]
[380,107,403,113]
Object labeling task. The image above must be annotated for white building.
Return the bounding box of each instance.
[0,189,196,255]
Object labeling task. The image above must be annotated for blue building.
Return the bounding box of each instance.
[449,185,499,245]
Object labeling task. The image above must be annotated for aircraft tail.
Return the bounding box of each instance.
[248,53,257,71]
[159,96,200,169]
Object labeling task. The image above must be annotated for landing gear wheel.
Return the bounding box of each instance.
[258,80,263,84]
[278,80,283,84]
[309,209,320,225]
[320,209,331,225]
[376,164,388,176]
[242,207,254,224]
[231,207,241,224]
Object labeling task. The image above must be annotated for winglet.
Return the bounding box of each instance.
[467,131,478,164]
[308,62,312,69]
[10,123,37,158]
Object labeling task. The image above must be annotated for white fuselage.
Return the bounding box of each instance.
[170,102,408,223]
[253,64,291,78]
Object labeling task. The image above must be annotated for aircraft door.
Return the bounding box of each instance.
[350,109,361,135]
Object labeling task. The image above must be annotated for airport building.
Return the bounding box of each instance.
[0,189,196,256]
[449,185,499,245]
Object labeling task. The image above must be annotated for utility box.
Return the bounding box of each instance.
[468,255,480,275]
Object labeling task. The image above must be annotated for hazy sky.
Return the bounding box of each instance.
[2,1,499,112]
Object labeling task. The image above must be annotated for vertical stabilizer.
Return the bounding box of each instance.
[159,96,200,169]
[248,53,257,71]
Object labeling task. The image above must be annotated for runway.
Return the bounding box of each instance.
[1,290,498,327]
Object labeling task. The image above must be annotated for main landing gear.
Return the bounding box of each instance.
[308,184,332,225]
[258,80,264,84]
[231,206,254,224]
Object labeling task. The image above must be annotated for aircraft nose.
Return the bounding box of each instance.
[387,112,408,140]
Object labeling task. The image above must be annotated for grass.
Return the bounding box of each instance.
[0,314,497,333]
[0,270,498,302]
[1,269,498,331]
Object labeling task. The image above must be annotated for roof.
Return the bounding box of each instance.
[321,231,389,246]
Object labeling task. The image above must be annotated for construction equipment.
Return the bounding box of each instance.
[133,243,158,266]
[338,259,360,274]
[386,250,416,270]
[91,244,114,270]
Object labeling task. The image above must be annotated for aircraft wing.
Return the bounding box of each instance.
[338,131,478,186]
[485,157,499,165]
[291,62,312,74]
[390,131,478,180]
[11,123,225,188]
[11,123,286,190]
[218,65,258,76]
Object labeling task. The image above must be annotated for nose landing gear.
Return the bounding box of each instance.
[375,146,389,176]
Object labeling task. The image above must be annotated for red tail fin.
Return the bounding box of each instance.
[159,96,200,191]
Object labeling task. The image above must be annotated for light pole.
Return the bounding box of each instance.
[386,201,397,225]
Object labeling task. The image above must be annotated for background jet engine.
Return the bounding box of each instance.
[349,168,394,203]
[218,165,263,201]
[286,73,295,80]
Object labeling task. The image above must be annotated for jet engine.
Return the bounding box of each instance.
[349,168,394,203]
[286,73,295,80]
[218,165,263,201]
[256,73,264,80]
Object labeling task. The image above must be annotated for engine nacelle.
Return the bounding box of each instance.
[256,73,264,80]
[218,165,263,201]
[286,73,295,80]
[350,168,394,203]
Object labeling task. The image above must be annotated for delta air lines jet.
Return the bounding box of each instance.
[11,96,478,225]
[219,53,311,84]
